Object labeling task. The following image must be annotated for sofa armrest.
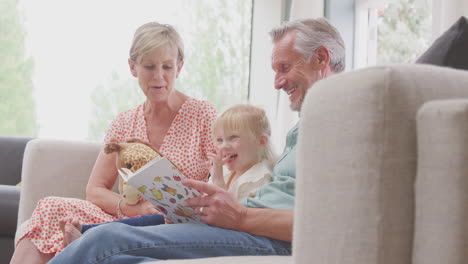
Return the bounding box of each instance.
[0,185,20,237]
[17,139,101,227]
[413,99,468,264]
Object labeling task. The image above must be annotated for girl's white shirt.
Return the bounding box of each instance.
[208,160,272,202]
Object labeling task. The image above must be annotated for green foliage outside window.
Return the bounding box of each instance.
[87,0,252,141]
[377,0,432,64]
[0,0,36,136]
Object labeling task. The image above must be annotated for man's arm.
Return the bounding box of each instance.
[240,207,293,242]
[183,179,293,242]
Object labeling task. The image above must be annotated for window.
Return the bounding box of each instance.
[354,0,432,69]
[1,0,253,141]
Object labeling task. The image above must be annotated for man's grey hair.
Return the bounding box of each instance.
[269,17,345,73]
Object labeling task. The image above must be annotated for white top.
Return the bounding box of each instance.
[209,160,272,202]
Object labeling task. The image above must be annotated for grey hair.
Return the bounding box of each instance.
[129,22,184,64]
[269,18,345,73]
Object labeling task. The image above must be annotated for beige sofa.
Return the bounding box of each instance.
[15,64,468,263]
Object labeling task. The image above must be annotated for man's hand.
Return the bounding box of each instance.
[183,179,248,231]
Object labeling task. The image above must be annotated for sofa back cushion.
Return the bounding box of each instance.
[0,136,33,185]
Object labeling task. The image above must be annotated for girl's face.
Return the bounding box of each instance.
[215,128,262,175]
[128,46,183,104]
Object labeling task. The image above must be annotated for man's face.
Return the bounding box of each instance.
[271,32,321,112]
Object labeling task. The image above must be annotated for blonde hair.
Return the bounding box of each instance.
[213,104,277,169]
[129,22,184,64]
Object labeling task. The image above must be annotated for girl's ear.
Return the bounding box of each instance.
[259,134,268,146]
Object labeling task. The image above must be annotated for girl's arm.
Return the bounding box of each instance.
[207,152,227,189]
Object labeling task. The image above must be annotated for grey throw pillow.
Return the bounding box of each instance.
[416,16,468,70]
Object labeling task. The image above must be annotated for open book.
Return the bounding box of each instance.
[118,156,201,224]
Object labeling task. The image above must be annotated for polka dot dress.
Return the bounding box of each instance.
[17,97,217,255]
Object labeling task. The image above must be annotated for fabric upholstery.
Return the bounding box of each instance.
[0,237,15,264]
[0,136,32,185]
[17,139,101,228]
[0,186,19,264]
[413,99,468,264]
[0,136,32,264]
[296,64,468,264]
[416,16,468,70]
[0,185,20,237]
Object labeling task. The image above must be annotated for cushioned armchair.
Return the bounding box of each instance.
[0,136,32,264]
[15,64,468,264]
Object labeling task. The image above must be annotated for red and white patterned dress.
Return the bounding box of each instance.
[17,98,217,254]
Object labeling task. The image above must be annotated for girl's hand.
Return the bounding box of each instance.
[207,152,229,189]
[207,152,226,168]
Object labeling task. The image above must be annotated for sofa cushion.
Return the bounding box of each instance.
[0,185,20,236]
[413,99,468,263]
[0,136,33,185]
[416,16,468,70]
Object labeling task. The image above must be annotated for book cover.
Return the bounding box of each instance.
[119,157,202,224]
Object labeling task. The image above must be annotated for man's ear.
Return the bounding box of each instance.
[312,46,331,70]
[128,58,137,77]
[176,59,184,78]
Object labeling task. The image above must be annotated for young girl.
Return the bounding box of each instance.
[59,104,276,246]
[207,104,276,201]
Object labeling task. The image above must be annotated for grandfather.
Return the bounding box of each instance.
[49,17,345,263]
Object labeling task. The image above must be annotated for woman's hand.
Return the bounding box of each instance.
[121,200,161,217]
[183,179,247,230]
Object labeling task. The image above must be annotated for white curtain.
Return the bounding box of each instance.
[432,0,468,40]
[273,0,324,152]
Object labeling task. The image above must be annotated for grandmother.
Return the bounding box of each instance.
[10,22,217,264]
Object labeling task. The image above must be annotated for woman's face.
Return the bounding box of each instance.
[129,46,183,104]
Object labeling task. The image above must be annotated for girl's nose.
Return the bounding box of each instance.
[218,141,230,149]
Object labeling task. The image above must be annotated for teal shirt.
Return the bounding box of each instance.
[242,123,298,210]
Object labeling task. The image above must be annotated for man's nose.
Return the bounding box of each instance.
[275,76,286,90]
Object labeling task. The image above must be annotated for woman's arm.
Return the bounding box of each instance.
[85,150,120,214]
[86,151,158,217]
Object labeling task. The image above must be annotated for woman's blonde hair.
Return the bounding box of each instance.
[213,104,277,169]
[129,22,184,64]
